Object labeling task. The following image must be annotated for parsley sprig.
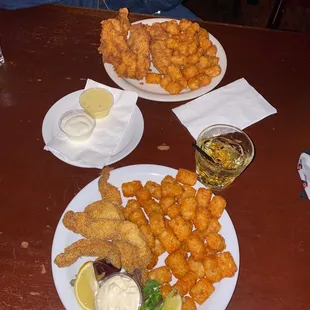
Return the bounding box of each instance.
[141,279,163,310]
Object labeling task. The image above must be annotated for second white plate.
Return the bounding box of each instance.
[104,18,227,102]
[42,90,144,168]
[52,164,239,310]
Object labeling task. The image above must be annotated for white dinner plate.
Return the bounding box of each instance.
[104,18,227,102]
[42,90,144,168]
[51,164,239,310]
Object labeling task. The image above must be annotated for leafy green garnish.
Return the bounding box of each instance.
[141,279,163,310]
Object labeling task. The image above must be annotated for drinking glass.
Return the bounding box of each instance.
[195,124,255,191]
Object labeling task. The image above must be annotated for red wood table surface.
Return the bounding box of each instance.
[0,5,310,310]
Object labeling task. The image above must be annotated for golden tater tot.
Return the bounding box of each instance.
[197,74,211,87]
[159,229,181,254]
[148,266,172,284]
[161,181,184,198]
[188,78,200,90]
[208,56,219,66]
[192,229,205,242]
[135,187,151,204]
[165,250,189,278]
[206,232,226,253]
[187,41,198,55]
[179,78,188,89]
[208,195,226,218]
[153,239,166,256]
[199,38,212,51]
[198,28,209,39]
[161,284,173,299]
[178,185,196,204]
[187,53,200,65]
[167,64,183,81]
[186,22,200,36]
[179,19,192,31]
[140,224,155,249]
[193,208,211,232]
[128,209,148,227]
[178,42,189,56]
[173,281,187,296]
[167,203,181,219]
[206,45,217,56]
[145,181,162,200]
[160,196,175,214]
[198,56,212,69]
[204,65,221,77]
[143,199,163,216]
[160,75,172,89]
[122,180,143,197]
[196,187,212,208]
[176,168,197,186]
[162,175,177,184]
[188,256,205,278]
[180,241,190,255]
[189,278,214,305]
[205,218,222,234]
[180,197,197,220]
[145,73,162,84]
[147,254,158,270]
[174,272,197,295]
[165,81,184,95]
[149,211,166,236]
[167,38,179,49]
[123,199,141,219]
[182,296,197,310]
[216,251,237,278]
[202,255,222,282]
[186,233,206,261]
[166,20,179,35]
[171,55,187,66]
[183,65,199,81]
[169,216,192,241]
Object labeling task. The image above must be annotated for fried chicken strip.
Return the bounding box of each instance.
[128,23,151,80]
[98,8,130,66]
[54,239,122,268]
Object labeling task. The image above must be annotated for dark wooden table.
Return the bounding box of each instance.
[1,4,310,310]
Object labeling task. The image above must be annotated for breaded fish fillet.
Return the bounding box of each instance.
[98,169,122,206]
[54,239,121,268]
[112,240,140,274]
[84,200,124,221]
[63,211,152,268]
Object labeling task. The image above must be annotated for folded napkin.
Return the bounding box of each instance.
[172,78,277,139]
[44,79,138,169]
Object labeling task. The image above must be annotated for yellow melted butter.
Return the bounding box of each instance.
[80,88,113,119]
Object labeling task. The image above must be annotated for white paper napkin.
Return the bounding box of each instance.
[44,79,138,168]
[172,78,277,139]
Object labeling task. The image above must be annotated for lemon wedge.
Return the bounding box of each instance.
[74,261,99,310]
[162,293,182,310]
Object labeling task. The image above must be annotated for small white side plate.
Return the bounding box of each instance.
[42,90,144,168]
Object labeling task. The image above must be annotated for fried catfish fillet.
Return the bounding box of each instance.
[54,239,122,268]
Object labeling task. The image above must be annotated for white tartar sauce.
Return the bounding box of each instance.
[59,109,95,142]
[95,274,141,310]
